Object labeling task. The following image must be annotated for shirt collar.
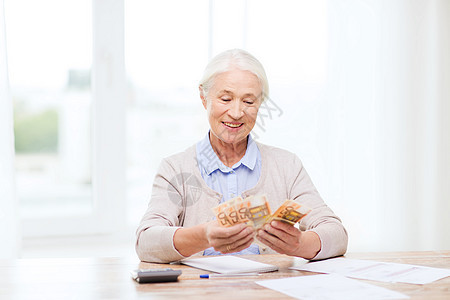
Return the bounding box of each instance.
[238,134,258,171]
[196,132,258,175]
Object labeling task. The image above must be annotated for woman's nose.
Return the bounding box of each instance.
[228,100,245,119]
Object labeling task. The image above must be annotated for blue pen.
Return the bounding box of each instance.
[200,273,260,278]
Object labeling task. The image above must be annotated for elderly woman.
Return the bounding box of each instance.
[136,49,348,263]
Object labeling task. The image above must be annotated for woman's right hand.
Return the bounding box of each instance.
[204,221,255,254]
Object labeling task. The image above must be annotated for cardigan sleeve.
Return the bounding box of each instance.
[135,158,188,263]
[287,155,348,260]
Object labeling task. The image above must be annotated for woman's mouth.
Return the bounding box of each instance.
[223,122,243,128]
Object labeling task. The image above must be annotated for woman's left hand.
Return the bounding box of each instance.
[256,220,321,259]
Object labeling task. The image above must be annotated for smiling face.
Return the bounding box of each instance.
[201,68,262,149]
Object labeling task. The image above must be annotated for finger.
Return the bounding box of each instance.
[210,223,249,239]
[257,226,294,250]
[256,231,285,253]
[257,228,282,245]
[257,226,302,255]
[220,233,255,254]
[262,223,292,242]
[269,221,299,237]
[232,229,256,248]
[217,225,255,244]
[229,237,254,253]
[210,226,254,250]
[217,228,255,253]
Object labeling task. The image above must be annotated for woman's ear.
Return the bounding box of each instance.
[199,85,207,109]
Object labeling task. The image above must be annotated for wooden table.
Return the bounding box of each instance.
[0,251,449,299]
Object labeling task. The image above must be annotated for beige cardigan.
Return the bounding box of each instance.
[136,142,348,263]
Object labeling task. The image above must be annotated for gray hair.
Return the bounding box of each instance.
[199,49,269,102]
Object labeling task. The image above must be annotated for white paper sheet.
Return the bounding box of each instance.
[256,274,409,300]
[180,256,278,274]
[291,257,450,284]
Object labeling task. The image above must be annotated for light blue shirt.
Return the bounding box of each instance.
[196,132,261,255]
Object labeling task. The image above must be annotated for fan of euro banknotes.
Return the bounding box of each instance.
[212,195,311,229]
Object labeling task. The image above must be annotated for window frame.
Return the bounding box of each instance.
[21,0,126,237]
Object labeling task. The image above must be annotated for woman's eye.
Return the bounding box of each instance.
[244,100,254,105]
[221,98,231,102]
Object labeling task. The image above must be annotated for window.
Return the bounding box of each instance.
[6,0,92,232]
[6,0,126,237]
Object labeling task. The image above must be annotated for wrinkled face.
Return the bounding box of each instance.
[201,68,262,146]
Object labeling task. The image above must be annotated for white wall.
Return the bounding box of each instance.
[319,0,450,252]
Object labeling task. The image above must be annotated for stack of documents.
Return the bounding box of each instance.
[290,257,450,285]
[255,257,450,299]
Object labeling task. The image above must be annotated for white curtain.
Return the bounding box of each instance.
[0,0,19,258]
[322,0,450,252]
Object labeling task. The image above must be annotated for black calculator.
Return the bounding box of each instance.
[131,268,182,283]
